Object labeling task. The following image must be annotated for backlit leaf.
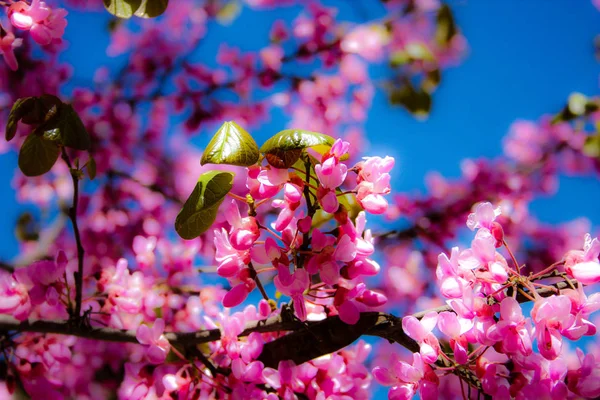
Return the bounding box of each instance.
[201,121,259,167]
[175,171,234,240]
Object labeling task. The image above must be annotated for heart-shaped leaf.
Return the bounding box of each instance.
[134,0,169,18]
[260,129,335,168]
[175,171,234,240]
[103,0,142,18]
[18,134,60,177]
[58,104,91,151]
[201,121,259,167]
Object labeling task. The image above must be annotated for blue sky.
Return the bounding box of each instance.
[0,2,599,268]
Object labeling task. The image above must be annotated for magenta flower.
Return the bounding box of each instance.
[8,0,67,46]
[437,311,472,364]
[0,25,22,71]
[531,295,573,360]
[341,24,389,61]
[402,312,440,363]
[225,200,260,250]
[0,273,30,320]
[466,202,501,231]
[214,228,250,278]
[132,235,157,268]
[373,352,438,400]
[565,233,600,285]
[355,156,394,214]
[274,268,309,320]
[315,140,349,190]
[491,297,533,356]
[136,318,170,364]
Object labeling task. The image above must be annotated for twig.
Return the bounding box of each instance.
[60,148,85,319]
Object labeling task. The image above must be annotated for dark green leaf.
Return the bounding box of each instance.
[103,0,142,18]
[86,156,97,180]
[201,121,259,167]
[389,82,432,118]
[423,69,441,93]
[260,129,335,168]
[6,97,34,142]
[134,0,169,18]
[175,171,234,240]
[15,212,39,242]
[436,4,457,46]
[22,95,62,125]
[18,134,60,177]
[58,104,91,151]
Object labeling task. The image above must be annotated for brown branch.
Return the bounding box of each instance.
[0,278,576,351]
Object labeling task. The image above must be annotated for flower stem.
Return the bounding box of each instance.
[61,148,86,321]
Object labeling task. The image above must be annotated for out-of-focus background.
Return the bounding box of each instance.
[1,1,598,263]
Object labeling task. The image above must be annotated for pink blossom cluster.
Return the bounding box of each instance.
[374,202,600,399]
[0,0,67,70]
[214,138,393,324]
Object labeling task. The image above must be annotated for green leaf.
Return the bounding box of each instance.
[103,0,142,18]
[435,4,457,46]
[18,134,60,177]
[134,0,169,18]
[583,134,600,159]
[201,121,259,167]
[389,82,431,119]
[175,171,234,240]
[58,104,91,151]
[6,97,35,142]
[260,129,335,168]
[22,95,62,125]
[86,155,97,180]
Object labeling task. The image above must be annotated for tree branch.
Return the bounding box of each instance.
[0,278,576,357]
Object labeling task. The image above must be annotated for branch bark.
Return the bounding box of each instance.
[0,278,576,359]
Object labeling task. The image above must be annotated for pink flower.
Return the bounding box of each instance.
[274,268,309,320]
[562,285,600,339]
[437,312,472,364]
[564,234,600,285]
[355,156,394,214]
[225,200,260,250]
[260,45,283,71]
[315,144,349,189]
[491,297,532,356]
[531,295,573,360]
[136,318,170,364]
[466,202,501,231]
[402,312,440,363]
[132,236,157,268]
[8,0,68,46]
[0,25,22,71]
[373,352,438,400]
[0,273,30,320]
[214,228,250,278]
[341,24,389,61]
[222,276,255,308]
[567,349,600,398]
